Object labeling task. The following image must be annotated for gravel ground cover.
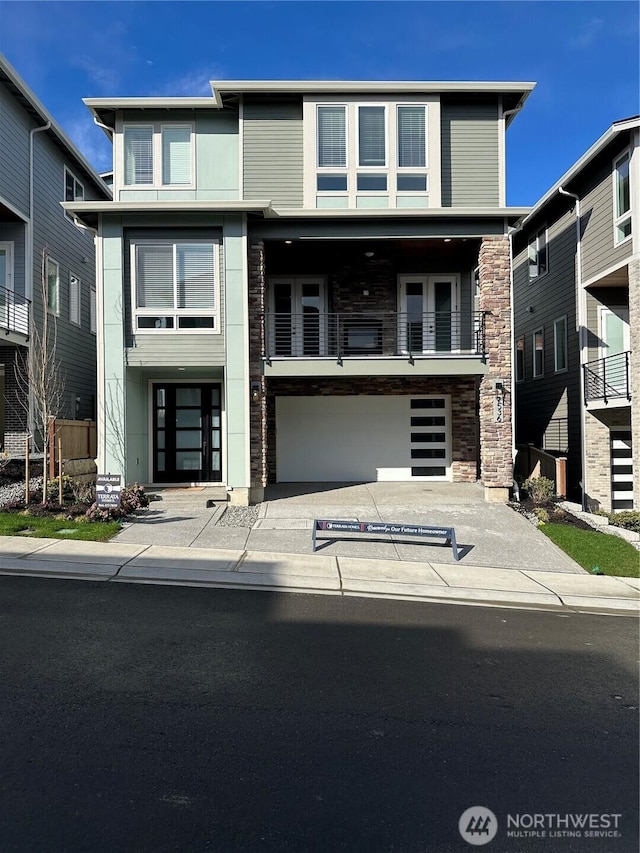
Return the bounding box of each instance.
[0,477,44,509]
[215,505,260,528]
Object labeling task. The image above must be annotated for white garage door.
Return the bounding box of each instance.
[276,395,451,482]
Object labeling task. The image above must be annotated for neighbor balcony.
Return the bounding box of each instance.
[0,285,30,343]
[584,351,632,406]
[261,310,488,377]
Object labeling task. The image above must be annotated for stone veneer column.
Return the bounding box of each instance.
[478,236,513,501]
[248,240,267,502]
[629,256,640,509]
[0,344,29,455]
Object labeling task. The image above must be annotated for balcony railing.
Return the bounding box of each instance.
[263,311,486,361]
[0,285,30,337]
[584,351,632,403]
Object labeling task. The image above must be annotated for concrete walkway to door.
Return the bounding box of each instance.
[114,481,584,573]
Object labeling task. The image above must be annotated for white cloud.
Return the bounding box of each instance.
[149,69,224,97]
[569,17,605,50]
[62,114,113,174]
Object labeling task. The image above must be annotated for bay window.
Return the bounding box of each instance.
[132,240,218,332]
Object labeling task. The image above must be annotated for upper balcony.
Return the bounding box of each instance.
[584,351,632,407]
[0,285,30,344]
[262,310,488,377]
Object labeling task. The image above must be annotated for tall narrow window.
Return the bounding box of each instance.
[317,106,346,168]
[533,328,544,377]
[397,106,426,167]
[162,126,192,185]
[46,257,60,315]
[90,282,96,334]
[528,228,547,279]
[614,151,631,244]
[516,336,525,381]
[553,316,567,372]
[69,273,81,326]
[358,106,386,166]
[124,126,154,185]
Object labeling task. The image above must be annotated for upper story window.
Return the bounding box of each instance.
[46,257,60,315]
[614,150,631,245]
[553,316,567,372]
[308,99,431,208]
[69,273,81,326]
[131,239,218,333]
[533,328,544,377]
[528,227,548,280]
[64,168,84,220]
[123,124,194,187]
[515,336,525,382]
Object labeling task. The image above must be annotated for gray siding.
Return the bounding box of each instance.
[513,209,583,498]
[1,223,26,296]
[581,151,633,282]
[441,101,500,207]
[243,101,303,207]
[0,82,30,215]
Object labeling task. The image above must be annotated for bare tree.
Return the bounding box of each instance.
[14,247,65,499]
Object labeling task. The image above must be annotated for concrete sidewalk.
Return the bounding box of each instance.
[0,536,638,616]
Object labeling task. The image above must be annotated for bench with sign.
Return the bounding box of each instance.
[312,519,461,561]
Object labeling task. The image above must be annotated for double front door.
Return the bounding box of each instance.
[399,275,459,353]
[153,384,222,482]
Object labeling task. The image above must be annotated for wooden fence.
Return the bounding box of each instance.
[48,418,97,479]
[515,444,567,498]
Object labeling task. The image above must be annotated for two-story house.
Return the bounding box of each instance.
[513,116,639,512]
[66,80,534,505]
[0,54,111,455]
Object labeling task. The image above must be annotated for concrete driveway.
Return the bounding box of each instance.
[115,481,584,573]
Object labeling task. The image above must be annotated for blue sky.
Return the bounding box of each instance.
[0,0,638,205]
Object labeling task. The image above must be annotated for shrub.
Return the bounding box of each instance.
[523,476,557,505]
[85,483,149,522]
[533,507,550,524]
[606,511,640,534]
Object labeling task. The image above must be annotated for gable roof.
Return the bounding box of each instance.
[0,53,111,197]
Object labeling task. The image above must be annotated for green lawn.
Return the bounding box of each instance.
[540,523,640,578]
[0,512,121,542]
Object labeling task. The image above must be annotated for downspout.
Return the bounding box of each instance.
[27,119,51,445]
[558,186,586,510]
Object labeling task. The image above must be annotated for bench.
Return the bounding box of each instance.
[312,519,460,561]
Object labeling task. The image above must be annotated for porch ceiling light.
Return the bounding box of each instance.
[443,238,452,243]
[364,251,374,257]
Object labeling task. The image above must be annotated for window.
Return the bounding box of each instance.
[614,151,631,244]
[528,228,547,279]
[533,328,544,377]
[90,282,96,334]
[69,274,81,326]
[46,257,60,315]
[553,316,567,372]
[132,239,217,332]
[311,99,430,207]
[64,168,84,220]
[123,124,193,187]
[516,336,525,381]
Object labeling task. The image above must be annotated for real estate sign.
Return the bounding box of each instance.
[96,474,122,509]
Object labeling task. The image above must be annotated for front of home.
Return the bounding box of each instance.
[67,80,533,504]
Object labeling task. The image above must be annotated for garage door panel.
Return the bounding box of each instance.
[276,395,451,483]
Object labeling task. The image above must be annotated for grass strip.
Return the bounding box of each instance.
[0,513,121,542]
[540,523,640,578]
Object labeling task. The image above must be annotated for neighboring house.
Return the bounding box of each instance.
[0,54,111,455]
[513,117,639,512]
[67,79,534,504]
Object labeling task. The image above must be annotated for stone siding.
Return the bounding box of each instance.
[0,344,29,455]
[584,407,632,511]
[248,240,268,488]
[629,256,639,509]
[477,236,513,493]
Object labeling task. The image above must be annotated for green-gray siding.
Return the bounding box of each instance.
[243,101,303,207]
[441,101,500,207]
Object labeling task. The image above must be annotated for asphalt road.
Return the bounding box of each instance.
[0,577,637,853]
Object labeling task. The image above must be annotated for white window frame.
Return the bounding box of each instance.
[553,316,567,372]
[69,272,81,327]
[532,328,544,378]
[64,167,84,221]
[308,97,434,209]
[46,256,60,316]
[515,335,525,382]
[528,227,548,280]
[90,281,96,334]
[613,149,632,246]
[130,238,219,334]
[121,122,195,189]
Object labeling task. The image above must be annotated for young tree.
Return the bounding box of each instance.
[13,247,65,499]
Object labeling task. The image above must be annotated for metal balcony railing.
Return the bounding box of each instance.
[263,311,486,361]
[0,285,30,337]
[584,351,632,403]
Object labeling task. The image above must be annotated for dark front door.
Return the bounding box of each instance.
[153,384,222,482]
